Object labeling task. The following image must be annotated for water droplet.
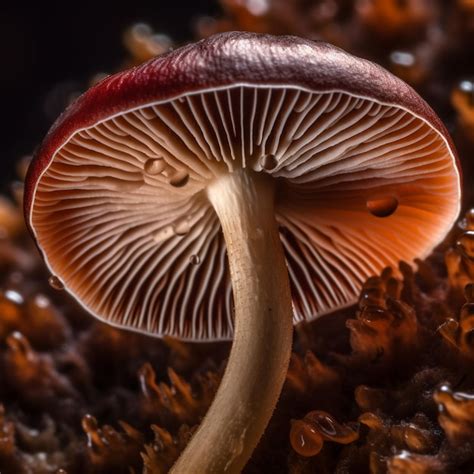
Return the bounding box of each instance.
[144,158,166,175]
[173,219,191,236]
[307,412,338,437]
[168,170,189,187]
[290,420,323,457]
[48,275,64,291]
[260,154,278,171]
[457,231,474,260]
[190,254,200,265]
[304,411,359,443]
[366,196,399,218]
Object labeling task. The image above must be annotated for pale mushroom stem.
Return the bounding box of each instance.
[171,169,294,473]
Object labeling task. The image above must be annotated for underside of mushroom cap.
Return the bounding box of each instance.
[25,33,461,341]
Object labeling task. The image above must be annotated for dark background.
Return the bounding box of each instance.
[0,2,217,190]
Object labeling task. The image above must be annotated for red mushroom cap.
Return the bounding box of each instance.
[25,32,461,340]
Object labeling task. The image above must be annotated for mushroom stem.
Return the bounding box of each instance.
[171,170,293,473]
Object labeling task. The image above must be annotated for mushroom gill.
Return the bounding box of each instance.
[31,85,459,338]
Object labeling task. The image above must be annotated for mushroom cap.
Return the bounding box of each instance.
[25,32,461,341]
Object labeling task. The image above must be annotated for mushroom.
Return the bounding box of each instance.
[24,32,461,472]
